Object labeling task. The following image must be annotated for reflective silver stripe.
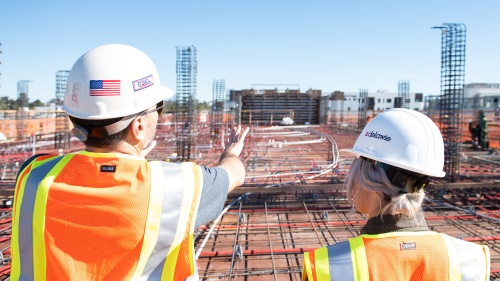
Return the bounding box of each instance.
[142,162,186,280]
[328,241,355,281]
[451,237,489,281]
[18,156,62,280]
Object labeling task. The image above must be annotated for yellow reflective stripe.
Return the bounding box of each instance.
[484,246,491,281]
[130,161,165,281]
[11,168,31,279]
[302,250,330,281]
[314,247,331,281]
[302,252,311,281]
[32,154,74,280]
[162,162,199,280]
[11,166,32,280]
[11,156,59,280]
[349,237,368,281]
[440,234,462,281]
[188,165,203,273]
[163,244,181,280]
[187,234,195,273]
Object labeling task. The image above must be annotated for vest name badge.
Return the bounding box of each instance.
[100,165,117,173]
[400,242,416,251]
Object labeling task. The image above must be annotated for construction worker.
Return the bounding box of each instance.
[11,44,249,280]
[302,108,490,281]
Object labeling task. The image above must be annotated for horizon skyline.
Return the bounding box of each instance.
[1,1,500,103]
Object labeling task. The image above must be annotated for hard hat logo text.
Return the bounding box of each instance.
[133,74,154,92]
[365,131,391,141]
[71,82,81,108]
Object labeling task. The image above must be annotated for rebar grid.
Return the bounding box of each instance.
[196,189,499,280]
[0,123,499,279]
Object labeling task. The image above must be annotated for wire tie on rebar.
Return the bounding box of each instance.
[238,213,247,224]
[234,244,244,261]
[321,210,329,221]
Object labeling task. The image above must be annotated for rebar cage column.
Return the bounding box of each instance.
[175,46,198,161]
[397,80,410,109]
[357,89,368,129]
[433,23,466,182]
[210,79,226,143]
[55,70,70,149]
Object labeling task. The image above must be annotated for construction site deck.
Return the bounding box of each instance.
[0,121,499,280]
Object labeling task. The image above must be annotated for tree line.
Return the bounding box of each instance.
[0,94,46,110]
[163,100,212,113]
[0,95,212,112]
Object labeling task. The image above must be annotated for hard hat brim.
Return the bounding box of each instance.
[340,148,446,178]
[158,85,174,100]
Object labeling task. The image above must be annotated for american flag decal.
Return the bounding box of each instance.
[89,80,121,96]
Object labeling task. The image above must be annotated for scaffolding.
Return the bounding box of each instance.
[357,89,368,129]
[54,70,70,149]
[397,80,410,108]
[433,23,467,182]
[210,79,226,143]
[16,80,31,140]
[175,46,197,161]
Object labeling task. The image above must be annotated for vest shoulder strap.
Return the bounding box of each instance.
[134,161,203,281]
[440,234,490,281]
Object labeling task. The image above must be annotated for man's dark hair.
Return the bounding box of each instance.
[69,116,128,148]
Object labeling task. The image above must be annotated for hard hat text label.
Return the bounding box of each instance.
[133,74,154,92]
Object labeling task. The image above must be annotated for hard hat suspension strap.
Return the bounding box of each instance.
[70,113,138,141]
[374,161,430,193]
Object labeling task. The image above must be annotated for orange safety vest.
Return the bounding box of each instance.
[303,231,490,281]
[11,151,204,281]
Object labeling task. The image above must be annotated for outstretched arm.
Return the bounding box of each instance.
[217,125,249,192]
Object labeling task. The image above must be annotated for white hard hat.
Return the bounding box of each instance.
[62,44,173,120]
[340,108,445,177]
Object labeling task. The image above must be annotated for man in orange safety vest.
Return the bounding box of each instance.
[12,44,249,281]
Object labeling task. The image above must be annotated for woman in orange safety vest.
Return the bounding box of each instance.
[302,109,490,281]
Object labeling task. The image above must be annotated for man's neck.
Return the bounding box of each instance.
[86,142,142,156]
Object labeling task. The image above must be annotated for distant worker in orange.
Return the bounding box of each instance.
[302,108,490,280]
[11,44,249,280]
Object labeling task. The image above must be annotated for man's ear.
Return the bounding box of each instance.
[128,115,146,142]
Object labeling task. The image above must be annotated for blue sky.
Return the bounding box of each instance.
[1,1,499,103]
